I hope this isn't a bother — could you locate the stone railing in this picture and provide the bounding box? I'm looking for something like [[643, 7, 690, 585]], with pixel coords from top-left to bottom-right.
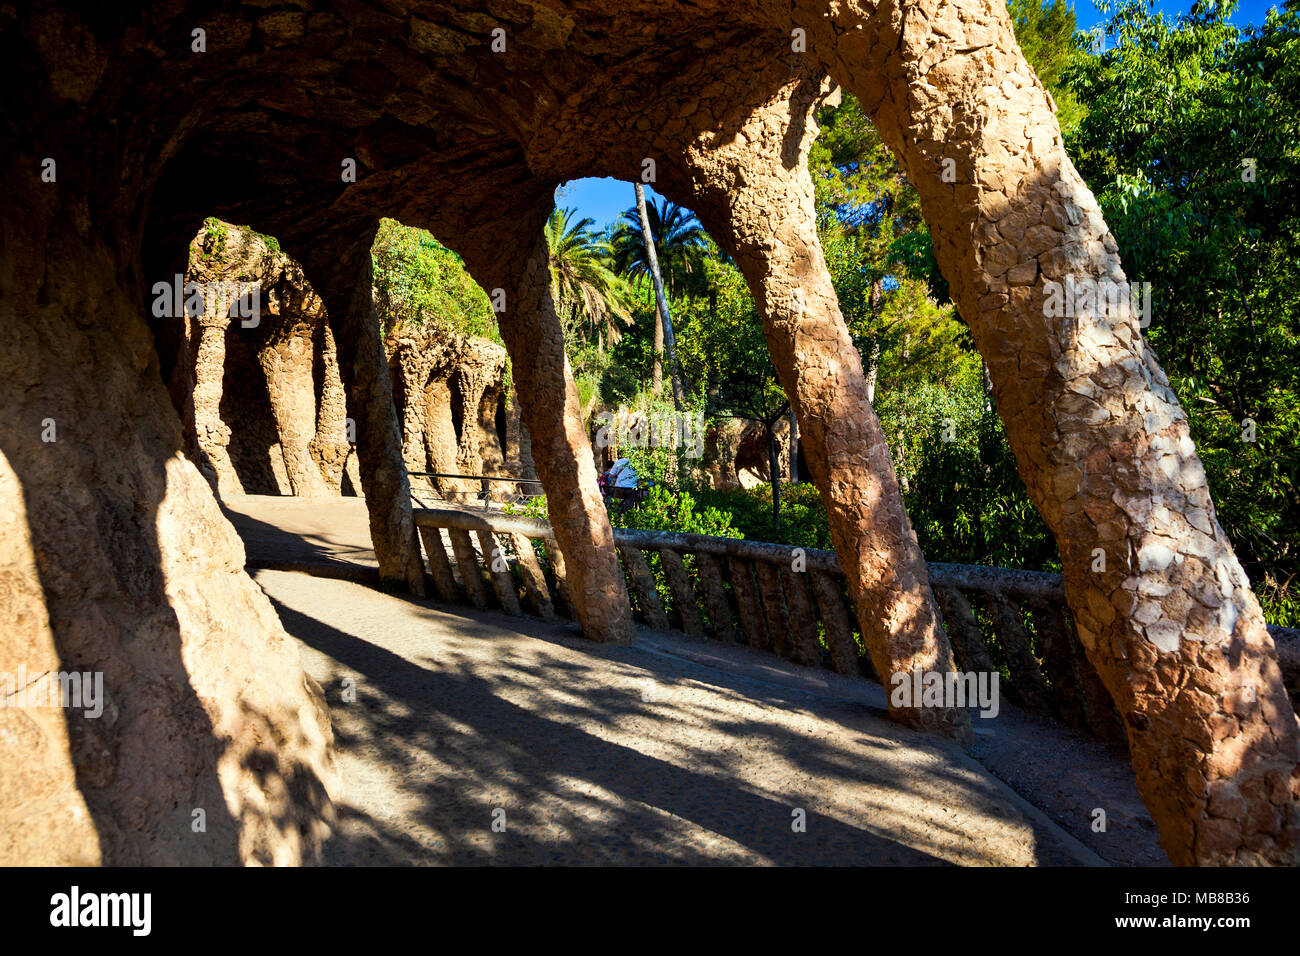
[[411, 507, 1299, 742]]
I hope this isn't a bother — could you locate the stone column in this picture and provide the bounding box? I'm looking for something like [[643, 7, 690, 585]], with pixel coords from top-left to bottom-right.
[[310, 238, 426, 595], [456, 215, 633, 643], [682, 70, 970, 744], [0, 196, 335, 865], [311, 321, 352, 493], [191, 313, 244, 496], [477, 385, 508, 479], [504, 395, 538, 480], [385, 337, 434, 495], [452, 366, 488, 476], [258, 331, 332, 498], [795, 0, 1299, 864]]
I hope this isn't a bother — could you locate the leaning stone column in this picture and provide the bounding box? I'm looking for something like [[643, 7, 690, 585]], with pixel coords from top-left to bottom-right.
[[795, 0, 1300, 863], [682, 69, 970, 744], [456, 217, 633, 643], [258, 332, 332, 498], [308, 238, 426, 595], [191, 313, 244, 496], [1, 198, 336, 865], [311, 321, 352, 493]]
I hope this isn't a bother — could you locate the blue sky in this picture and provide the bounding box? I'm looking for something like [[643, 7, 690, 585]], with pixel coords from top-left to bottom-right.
[[1071, 0, 1278, 30], [553, 178, 662, 236], [558, 0, 1283, 232]]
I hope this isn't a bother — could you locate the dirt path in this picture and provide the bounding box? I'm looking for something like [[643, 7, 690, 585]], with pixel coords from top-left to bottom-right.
[[255, 569, 1115, 865]]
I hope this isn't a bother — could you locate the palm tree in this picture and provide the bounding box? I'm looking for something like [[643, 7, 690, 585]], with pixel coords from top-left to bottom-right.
[[612, 197, 709, 298], [612, 194, 707, 403], [544, 208, 632, 350]]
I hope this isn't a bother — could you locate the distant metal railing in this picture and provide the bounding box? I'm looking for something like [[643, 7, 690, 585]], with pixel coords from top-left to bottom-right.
[[408, 471, 543, 511]]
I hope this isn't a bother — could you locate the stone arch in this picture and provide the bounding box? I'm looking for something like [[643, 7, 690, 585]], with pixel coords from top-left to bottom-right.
[[3, 0, 1295, 867]]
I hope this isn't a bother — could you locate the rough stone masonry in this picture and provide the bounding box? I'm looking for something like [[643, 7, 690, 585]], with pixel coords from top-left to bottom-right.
[[1, 0, 1295, 866]]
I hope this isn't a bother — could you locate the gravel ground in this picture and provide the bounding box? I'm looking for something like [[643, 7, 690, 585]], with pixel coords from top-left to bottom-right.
[[253, 569, 1111, 866]]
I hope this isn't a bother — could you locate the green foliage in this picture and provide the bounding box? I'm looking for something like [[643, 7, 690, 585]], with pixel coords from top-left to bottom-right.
[[810, 93, 922, 252], [880, 370, 1061, 571], [610, 198, 710, 300], [546, 207, 633, 355], [196, 218, 283, 264], [200, 216, 228, 259], [1065, 0, 1300, 622], [677, 245, 786, 425], [1006, 0, 1090, 136], [611, 484, 742, 537], [693, 483, 833, 551], [371, 218, 499, 342], [502, 494, 550, 522], [810, 95, 973, 398], [504, 484, 740, 538], [232, 222, 281, 254]]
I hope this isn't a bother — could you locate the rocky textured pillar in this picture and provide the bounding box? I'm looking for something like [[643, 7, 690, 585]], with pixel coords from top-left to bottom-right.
[[477, 385, 507, 478], [452, 367, 487, 475], [797, 0, 1300, 863], [504, 395, 538, 480], [682, 70, 970, 743], [0, 449, 101, 864], [311, 238, 426, 595], [456, 214, 633, 643], [258, 331, 332, 498], [0, 190, 336, 865], [311, 321, 352, 493], [385, 336, 435, 495], [191, 313, 244, 495]]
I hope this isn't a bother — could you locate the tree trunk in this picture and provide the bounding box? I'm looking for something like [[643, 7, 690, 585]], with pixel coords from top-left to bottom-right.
[[652, 284, 663, 395], [865, 279, 883, 404], [634, 182, 686, 409], [788, 405, 799, 482], [767, 420, 781, 532]]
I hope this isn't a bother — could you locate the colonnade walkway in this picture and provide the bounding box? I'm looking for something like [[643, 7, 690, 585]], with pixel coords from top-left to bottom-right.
[[226, 491, 1169, 865]]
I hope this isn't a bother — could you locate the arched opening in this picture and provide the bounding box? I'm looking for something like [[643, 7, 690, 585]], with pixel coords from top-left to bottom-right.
[[5, 0, 1296, 871]]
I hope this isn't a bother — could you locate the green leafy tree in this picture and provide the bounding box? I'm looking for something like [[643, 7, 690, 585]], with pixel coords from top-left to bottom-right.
[[612, 196, 708, 400], [544, 207, 632, 351], [1065, 0, 1300, 622], [1007, 0, 1090, 136], [676, 248, 793, 527], [611, 197, 710, 299]]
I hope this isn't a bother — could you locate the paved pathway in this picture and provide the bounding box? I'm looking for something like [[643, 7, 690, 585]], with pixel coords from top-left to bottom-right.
[[255, 569, 1111, 865], [228, 494, 1164, 865]]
